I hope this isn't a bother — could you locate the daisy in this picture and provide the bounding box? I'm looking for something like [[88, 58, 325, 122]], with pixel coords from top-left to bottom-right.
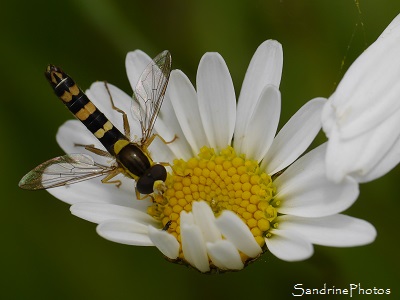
[[322, 13, 400, 183], [47, 41, 376, 273]]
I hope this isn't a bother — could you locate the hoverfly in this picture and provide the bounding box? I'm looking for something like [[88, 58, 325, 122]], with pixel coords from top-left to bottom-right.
[[19, 50, 173, 197]]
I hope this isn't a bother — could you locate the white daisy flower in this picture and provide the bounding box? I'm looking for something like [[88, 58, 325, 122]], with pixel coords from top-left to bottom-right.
[[47, 41, 376, 273], [322, 14, 400, 183]]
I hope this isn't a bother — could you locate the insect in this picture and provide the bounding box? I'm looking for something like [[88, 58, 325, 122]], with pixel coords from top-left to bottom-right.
[[19, 50, 173, 197], [162, 220, 172, 231]]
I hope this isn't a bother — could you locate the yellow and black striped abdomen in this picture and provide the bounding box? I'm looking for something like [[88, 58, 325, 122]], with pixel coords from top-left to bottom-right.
[[45, 65, 127, 156]]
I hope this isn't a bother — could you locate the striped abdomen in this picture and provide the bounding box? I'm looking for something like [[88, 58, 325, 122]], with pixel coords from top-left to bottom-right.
[[45, 65, 127, 156]]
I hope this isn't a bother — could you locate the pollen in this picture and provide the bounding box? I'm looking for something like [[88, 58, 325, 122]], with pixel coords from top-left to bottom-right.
[[149, 146, 278, 259]]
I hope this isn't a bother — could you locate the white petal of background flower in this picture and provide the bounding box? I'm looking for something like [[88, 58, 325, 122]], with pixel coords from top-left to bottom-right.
[[148, 226, 180, 259], [206, 240, 244, 270], [168, 70, 208, 154], [235, 40, 283, 151], [325, 107, 400, 183], [96, 220, 154, 246], [70, 202, 156, 225], [277, 214, 377, 247], [266, 229, 313, 261], [361, 131, 400, 182], [380, 12, 400, 38], [237, 84, 281, 162], [197, 52, 236, 151], [274, 143, 359, 217], [325, 14, 400, 139], [322, 14, 400, 183], [215, 210, 261, 257], [261, 97, 326, 174]]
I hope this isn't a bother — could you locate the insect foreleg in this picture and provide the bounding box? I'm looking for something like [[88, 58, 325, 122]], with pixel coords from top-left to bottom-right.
[[135, 189, 153, 200]]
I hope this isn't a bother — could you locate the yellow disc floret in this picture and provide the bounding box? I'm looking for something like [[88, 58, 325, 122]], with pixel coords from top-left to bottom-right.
[[149, 146, 278, 257]]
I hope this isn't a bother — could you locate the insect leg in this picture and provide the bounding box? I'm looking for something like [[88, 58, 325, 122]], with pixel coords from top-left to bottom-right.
[[101, 168, 123, 187], [142, 133, 178, 150], [104, 81, 131, 140], [135, 189, 153, 200], [74, 143, 113, 158]]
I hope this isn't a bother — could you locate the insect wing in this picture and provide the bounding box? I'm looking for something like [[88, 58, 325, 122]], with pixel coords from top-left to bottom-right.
[[132, 50, 172, 144], [19, 154, 115, 190]]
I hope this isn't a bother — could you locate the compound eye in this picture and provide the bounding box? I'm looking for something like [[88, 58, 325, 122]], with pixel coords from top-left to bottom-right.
[[136, 165, 167, 195], [150, 164, 167, 181], [136, 175, 154, 195]]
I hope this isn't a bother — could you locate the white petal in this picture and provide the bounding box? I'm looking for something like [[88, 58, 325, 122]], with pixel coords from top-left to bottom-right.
[[86, 82, 142, 139], [126, 51, 193, 161], [197, 52, 236, 151], [146, 133, 175, 165], [47, 175, 151, 209], [125, 50, 188, 160], [56, 120, 110, 165], [215, 210, 261, 257], [86, 81, 134, 134], [324, 15, 400, 139], [70, 202, 157, 225], [152, 91, 193, 161], [234, 84, 281, 162], [180, 210, 194, 225], [325, 109, 400, 183], [277, 214, 377, 247], [148, 226, 180, 259], [361, 131, 400, 182], [266, 229, 313, 261], [125, 51, 185, 161], [125, 50, 152, 92], [261, 98, 326, 174], [274, 143, 359, 217], [322, 15, 400, 182], [192, 201, 222, 243], [96, 220, 153, 246], [236, 40, 283, 146], [379, 13, 400, 38], [168, 70, 208, 154], [180, 223, 210, 273], [206, 240, 244, 270]]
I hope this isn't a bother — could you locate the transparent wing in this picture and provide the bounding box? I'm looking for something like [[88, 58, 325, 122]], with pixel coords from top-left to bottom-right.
[[131, 50, 172, 144], [18, 154, 116, 190]]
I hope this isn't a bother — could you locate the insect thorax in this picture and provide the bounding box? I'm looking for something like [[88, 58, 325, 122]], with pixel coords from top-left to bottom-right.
[[115, 141, 152, 179]]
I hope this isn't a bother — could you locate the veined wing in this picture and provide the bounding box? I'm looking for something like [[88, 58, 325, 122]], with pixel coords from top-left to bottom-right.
[[19, 154, 116, 190], [132, 50, 172, 144]]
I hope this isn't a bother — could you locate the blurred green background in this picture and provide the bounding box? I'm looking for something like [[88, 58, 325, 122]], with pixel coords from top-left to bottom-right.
[[2, 0, 399, 299]]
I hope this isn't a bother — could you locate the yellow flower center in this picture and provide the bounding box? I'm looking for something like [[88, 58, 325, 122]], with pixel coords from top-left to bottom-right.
[[148, 146, 278, 258]]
